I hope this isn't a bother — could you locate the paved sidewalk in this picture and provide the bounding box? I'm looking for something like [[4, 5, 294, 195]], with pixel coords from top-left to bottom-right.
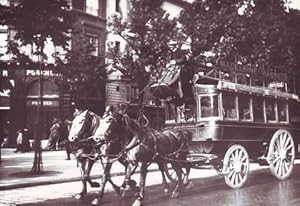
[[0, 148, 158, 190]]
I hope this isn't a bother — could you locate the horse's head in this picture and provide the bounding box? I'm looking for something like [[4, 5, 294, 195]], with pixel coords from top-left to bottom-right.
[[93, 111, 121, 142], [94, 108, 140, 146], [68, 110, 95, 142]]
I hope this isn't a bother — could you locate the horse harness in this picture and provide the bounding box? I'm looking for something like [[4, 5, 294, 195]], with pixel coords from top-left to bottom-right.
[[130, 127, 189, 165]]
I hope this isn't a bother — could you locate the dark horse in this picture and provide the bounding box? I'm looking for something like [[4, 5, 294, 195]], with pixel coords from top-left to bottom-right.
[[95, 110, 193, 206], [90, 108, 141, 205], [68, 109, 103, 199]]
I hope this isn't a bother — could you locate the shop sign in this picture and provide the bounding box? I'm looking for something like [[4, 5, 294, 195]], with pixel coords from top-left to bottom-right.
[[27, 100, 59, 107], [26, 69, 60, 77], [217, 60, 287, 82]]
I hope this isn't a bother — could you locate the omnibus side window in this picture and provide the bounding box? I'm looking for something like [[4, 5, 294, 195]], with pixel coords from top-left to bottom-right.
[[200, 95, 219, 118], [239, 95, 251, 121], [278, 101, 288, 122], [265, 100, 276, 122], [253, 97, 264, 122], [222, 93, 237, 120]]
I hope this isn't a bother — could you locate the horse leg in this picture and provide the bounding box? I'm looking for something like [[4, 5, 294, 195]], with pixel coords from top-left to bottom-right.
[[120, 161, 139, 198], [132, 163, 148, 206], [183, 165, 193, 189], [75, 160, 88, 199], [157, 162, 169, 193], [127, 163, 139, 192], [86, 160, 100, 188], [91, 162, 112, 205], [171, 163, 183, 198]]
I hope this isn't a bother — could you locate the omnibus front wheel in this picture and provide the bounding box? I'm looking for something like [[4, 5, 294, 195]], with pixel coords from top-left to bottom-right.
[[223, 144, 249, 189]]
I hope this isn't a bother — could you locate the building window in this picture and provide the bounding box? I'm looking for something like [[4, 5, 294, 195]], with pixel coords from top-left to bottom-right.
[[86, 34, 99, 56], [126, 86, 138, 102], [222, 93, 237, 120], [116, 0, 121, 12], [86, 0, 99, 16]]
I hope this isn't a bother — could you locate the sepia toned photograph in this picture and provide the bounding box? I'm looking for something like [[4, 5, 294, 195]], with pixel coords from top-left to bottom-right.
[[1, 0, 300, 205]]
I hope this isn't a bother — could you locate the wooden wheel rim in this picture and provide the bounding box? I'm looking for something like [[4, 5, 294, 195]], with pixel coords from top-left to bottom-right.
[[268, 129, 295, 180], [164, 163, 178, 183], [163, 163, 187, 184], [223, 144, 249, 189]]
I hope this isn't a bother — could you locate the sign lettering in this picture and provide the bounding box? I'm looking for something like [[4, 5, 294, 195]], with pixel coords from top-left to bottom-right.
[[26, 69, 60, 77], [27, 100, 59, 107], [217, 60, 287, 82]]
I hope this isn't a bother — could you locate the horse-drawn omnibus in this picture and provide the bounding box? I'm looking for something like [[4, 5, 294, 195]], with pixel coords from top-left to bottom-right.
[[155, 62, 300, 189], [68, 60, 300, 206]]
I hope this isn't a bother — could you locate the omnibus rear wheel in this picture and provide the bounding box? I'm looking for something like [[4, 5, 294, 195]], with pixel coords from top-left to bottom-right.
[[268, 129, 295, 180], [223, 144, 249, 189]]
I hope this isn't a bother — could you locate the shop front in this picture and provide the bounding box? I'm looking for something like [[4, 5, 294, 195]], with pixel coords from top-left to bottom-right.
[[25, 78, 61, 140]]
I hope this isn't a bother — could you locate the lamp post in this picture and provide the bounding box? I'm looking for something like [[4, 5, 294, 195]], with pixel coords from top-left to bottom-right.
[[31, 34, 43, 173]]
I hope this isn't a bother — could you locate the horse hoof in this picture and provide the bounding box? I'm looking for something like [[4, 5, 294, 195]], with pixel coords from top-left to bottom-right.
[[121, 185, 131, 198], [132, 199, 142, 206], [91, 198, 101, 205], [90, 182, 100, 188], [171, 191, 180, 198], [185, 181, 194, 189], [164, 188, 169, 193], [121, 187, 127, 198], [74, 193, 84, 200]]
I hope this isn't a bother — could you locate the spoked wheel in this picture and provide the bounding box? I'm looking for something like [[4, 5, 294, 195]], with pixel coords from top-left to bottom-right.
[[267, 129, 295, 180], [223, 144, 249, 189], [163, 163, 187, 184]]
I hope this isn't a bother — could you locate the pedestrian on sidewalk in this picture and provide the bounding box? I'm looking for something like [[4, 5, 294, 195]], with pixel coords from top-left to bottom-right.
[[58, 119, 72, 160], [22, 128, 31, 152], [47, 118, 61, 151], [15, 129, 23, 153]]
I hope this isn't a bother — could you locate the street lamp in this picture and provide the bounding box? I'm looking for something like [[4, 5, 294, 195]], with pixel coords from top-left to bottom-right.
[[31, 34, 44, 173]]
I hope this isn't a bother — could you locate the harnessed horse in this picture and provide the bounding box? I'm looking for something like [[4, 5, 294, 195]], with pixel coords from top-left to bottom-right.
[[68, 109, 102, 199], [90, 109, 140, 205], [95, 109, 193, 206]]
